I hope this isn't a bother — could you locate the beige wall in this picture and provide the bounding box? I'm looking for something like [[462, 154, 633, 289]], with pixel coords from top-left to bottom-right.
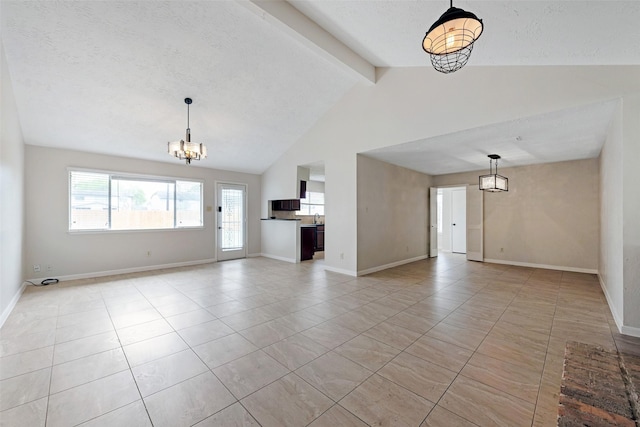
[[24, 146, 262, 280], [0, 41, 26, 324], [357, 155, 432, 274], [433, 158, 600, 271]]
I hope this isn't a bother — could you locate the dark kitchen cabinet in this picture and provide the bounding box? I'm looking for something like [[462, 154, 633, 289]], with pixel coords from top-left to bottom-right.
[[299, 180, 307, 199], [272, 199, 301, 211], [301, 226, 315, 261], [315, 225, 324, 251]]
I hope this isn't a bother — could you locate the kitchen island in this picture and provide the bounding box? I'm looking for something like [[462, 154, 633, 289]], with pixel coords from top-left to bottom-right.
[[261, 219, 324, 263], [261, 218, 301, 263]]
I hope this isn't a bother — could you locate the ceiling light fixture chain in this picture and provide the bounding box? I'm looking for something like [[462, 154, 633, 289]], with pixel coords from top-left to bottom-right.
[[422, 0, 484, 74], [167, 97, 207, 165], [186, 97, 191, 131]]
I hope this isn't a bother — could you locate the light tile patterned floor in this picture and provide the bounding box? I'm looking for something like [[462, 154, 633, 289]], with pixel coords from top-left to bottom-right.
[[1, 253, 638, 426]]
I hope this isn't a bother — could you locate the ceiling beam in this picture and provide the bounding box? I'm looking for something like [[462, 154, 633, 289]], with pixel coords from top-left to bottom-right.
[[239, 0, 376, 84]]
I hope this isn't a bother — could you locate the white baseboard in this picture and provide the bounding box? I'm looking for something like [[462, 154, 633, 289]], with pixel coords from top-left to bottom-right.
[[259, 253, 296, 263], [247, 253, 262, 258], [357, 255, 429, 276], [621, 325, 640, 338], [483, 258, 598, 274], [598, 274, 640, 338], [26, 258, 217, 283], [323, 265, 357, 277], [0, 281, 27, 328], [598, 273, 624, 334]]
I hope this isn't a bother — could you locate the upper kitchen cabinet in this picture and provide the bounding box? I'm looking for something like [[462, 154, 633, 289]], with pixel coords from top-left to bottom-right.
[[297, 166, 310, 199], [299, 180, 306, 199], [272, 199, 301, 211]]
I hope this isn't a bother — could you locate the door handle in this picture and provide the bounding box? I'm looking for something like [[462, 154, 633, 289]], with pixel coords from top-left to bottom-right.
[[452, 223, 456, 226]]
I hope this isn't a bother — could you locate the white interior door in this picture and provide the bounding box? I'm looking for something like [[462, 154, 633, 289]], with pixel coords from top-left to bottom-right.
[[466, 184, 483, 261], [429, 187, 438, 257], [451, 188, 467, 253], [216, 183, 247, 261]]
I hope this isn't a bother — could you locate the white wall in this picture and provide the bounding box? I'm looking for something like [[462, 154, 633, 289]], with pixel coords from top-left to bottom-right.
[[599, 102, 624, 328], [261, 66, 640, 276], [356, 155, 432, 274], [600, 94, 640, 335], [434, 159, 600, 271], [25, 146, 261, 280], [622, 94, 640, 332], [0, 41, 26, 324], [261, 220, 300, 263]]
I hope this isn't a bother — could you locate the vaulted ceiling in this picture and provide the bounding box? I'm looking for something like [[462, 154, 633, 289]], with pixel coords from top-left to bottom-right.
[[2, 1, 639, 175]]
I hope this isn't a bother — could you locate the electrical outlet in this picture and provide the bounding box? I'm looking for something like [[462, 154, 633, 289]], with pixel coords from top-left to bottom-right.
[[33, 264, 40, 272], [500, 247, 504, 253], [146, 251, 152, 257], [46, 265, 52, 272], [340, 252, 344, 260]]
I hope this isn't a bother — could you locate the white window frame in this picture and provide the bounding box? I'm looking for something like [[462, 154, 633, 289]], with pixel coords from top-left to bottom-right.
[[297, 191, 324, 216], [68, 168, 204, 232]]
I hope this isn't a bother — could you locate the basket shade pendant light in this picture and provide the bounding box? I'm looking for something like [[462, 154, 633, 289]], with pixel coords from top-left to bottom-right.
[[422, 0, 484, 74], [168, 98, 207, 165]]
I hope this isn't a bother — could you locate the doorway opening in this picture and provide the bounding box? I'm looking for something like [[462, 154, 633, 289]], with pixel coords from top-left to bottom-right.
[[430, 184, 483, 262], [297, 161, 325, 262]]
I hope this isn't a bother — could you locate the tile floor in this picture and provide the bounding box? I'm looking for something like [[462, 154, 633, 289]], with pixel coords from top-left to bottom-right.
[[1, 253, 639, 426]]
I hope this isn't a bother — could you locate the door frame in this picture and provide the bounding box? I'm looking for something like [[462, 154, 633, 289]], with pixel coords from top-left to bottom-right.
[[215, 181, 248, 261], [465, 183, 484, 262], [429, 187, 438, 257]]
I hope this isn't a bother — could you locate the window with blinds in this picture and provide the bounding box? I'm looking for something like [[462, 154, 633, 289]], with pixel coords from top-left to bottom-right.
[[69, 170, 203, 231], [297, 191, 324, 216]]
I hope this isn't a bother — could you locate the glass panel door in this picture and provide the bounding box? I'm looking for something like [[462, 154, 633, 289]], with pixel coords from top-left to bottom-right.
[[216, 183, 247, 261]]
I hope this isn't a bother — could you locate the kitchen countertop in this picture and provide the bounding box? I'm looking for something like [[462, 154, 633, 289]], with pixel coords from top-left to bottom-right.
[[260, 218, 301, 221]]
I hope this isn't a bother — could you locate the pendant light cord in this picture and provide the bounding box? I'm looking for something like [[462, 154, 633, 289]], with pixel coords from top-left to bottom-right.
[[186, 103, 190, 131]]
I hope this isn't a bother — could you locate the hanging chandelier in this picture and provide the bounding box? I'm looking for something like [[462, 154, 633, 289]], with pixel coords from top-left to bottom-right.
[[422, 0, 483, 74], [479, 154, 508, 192], [168, 98, 207, 165]]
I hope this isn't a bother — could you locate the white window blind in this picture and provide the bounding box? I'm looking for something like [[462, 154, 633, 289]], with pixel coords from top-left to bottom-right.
[[69, 170, 203, 231], [69, 171, 110, 230], [297, 191, 324, 216]]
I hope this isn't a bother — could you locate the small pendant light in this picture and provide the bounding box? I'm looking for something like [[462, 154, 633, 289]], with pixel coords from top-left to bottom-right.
[[479, 154, 508, 192]]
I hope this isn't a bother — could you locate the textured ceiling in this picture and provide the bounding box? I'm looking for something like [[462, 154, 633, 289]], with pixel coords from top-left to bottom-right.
[[2, 1, 639, 175], [363, 100, 619, 175], [1, 1, 358, 174], [291, 0, 640, 67]]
